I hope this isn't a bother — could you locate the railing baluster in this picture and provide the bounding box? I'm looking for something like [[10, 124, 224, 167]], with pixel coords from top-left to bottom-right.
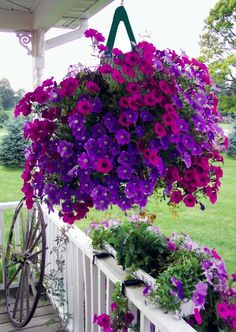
[[140, 313, 151, 332], [83, 253, 92, 332], [106, 278, 114, 314], [91, 260, 98, 332], [72, 246, 85, 331], [98, 269, 106, 314]]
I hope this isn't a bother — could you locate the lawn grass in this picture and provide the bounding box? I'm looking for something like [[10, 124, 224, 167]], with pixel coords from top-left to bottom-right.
[[0, 156, 236, 278], [220, 123, 233, 131]]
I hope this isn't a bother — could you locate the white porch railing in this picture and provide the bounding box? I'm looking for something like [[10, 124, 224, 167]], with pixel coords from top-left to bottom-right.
[[0, 201, 196, 332]]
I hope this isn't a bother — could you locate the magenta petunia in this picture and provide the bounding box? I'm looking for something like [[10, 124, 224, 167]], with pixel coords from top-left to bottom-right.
[[183, 194, 196, 207], [86, 81, 100, 94], [77, 99, 92, 115], [170, 190, 183, 204], [194, 308, 203, 325], [154, 122, 167, 138], [95, 158, 113, 174]]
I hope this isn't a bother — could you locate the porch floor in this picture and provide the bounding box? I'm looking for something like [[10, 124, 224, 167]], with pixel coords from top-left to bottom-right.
[[0, 291, 63, 332]]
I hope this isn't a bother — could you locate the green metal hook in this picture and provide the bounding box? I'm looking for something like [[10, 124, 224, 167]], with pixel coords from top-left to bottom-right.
[[106, 6, 136, 52]]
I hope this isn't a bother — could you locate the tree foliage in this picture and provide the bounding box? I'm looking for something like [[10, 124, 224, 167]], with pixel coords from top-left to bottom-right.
[[199, 0, 236, 114], [0, 117, 28, 167], [0, 111, 9, 128], [0, 78, 15, 109], [228, 121, 236, 156]]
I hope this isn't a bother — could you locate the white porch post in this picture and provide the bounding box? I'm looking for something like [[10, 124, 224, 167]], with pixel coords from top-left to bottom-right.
[[32, 29, 45, 88]]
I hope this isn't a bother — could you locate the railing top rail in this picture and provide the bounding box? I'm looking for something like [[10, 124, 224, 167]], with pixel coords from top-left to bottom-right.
[[0, 201, 19, 210]]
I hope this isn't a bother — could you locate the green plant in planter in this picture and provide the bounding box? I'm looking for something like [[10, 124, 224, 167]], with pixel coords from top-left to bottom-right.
[[150, 250, 203, 312], [107, 222, 168, 275]]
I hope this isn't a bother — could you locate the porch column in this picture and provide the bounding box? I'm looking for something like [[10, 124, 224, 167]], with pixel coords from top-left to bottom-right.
[[32, 29, 45, 88]]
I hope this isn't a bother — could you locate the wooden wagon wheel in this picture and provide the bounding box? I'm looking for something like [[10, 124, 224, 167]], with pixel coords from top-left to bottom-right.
[[4, 197, 46, 328]]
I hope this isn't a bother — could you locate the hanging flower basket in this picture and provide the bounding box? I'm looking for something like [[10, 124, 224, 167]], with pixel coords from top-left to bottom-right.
[[16, 29, 227, 223]]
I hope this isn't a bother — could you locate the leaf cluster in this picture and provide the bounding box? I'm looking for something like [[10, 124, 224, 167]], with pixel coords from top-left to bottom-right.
[[104, 222, 169, 276]]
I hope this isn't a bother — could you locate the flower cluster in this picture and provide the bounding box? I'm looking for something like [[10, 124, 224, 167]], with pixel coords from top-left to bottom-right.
[[217, 302, 236, 330], [94, 283, 135, 332], [16, 29, 227, 223], [89, 216, 236, 331]]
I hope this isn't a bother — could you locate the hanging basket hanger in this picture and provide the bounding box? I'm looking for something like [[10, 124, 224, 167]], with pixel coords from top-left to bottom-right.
[[106, 0, 136, 52]]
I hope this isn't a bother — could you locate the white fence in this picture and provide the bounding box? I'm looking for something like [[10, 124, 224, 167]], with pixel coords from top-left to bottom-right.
[[0, 201, 196, 332]]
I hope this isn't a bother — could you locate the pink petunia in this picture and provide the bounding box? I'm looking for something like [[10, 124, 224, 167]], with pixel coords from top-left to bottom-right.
[[183, 194, 196, 208], [126, 82, 140, 94], [217, 303, 230, 320], [194, 308, 202, 325], [96, 313, 110, 328], [212, 248, 221, 260], [77, 100, 92, 115], [170, 190, 183, 204], [95, 158, 113, 174], [122, 64, 135, 78], [125, 51, 139, 66], [111, 69, 125, 84], [143, 93, 157, 107], [86, 81, 100, 94], [98, 64, 113, 74], [154, 122, 167, 138]]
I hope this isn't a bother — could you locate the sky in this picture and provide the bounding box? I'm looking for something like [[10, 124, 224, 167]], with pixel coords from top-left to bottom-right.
[[0, 0, 217, 92]]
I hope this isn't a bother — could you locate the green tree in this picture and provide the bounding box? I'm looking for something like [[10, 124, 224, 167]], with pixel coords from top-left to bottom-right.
[[0, 111, 9, 128], [199, 0, 236, 114], [0, 117, 28, 167], [228, 121, 236, 156], [14, 88, 25, 104], [0, 78, 15, 109]]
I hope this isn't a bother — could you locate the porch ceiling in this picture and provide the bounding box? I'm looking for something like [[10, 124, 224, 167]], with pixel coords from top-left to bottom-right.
[[0, 0, 114, 32]]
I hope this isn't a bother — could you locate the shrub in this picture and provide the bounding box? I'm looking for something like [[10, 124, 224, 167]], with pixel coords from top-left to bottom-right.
[[0, 117, 28, 167], [0, 111, 9, 128], [228, 121, 236, 157]]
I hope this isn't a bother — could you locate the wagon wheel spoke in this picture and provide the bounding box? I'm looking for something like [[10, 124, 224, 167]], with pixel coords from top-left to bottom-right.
[[25, 265, 30, 315], [27, 219, 40, 250], [26, 209, 36, 248], [6, 264, 22, 289], [28, 249, 44, 262], [19, 267, 26, 322], [12, 269, 24, 319], [27, 231, 42, 255], [20, 211, 26, 249]]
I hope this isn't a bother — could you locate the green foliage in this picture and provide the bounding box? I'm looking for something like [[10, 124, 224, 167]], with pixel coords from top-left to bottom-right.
[[151, 250, 202, 312], [0, 117, 28, 167], [110, 283, 137, 331], [0, 111, 9, 128], [0, 78, 15, 109], [199, 0, 236, 114], [218, 94, 236, 115], [228, 121, 236, 156], [90, 221, 170, 275]]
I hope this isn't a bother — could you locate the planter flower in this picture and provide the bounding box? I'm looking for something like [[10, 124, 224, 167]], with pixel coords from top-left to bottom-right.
[[88, 216, 236, 331], [16, 29, 227, 223]]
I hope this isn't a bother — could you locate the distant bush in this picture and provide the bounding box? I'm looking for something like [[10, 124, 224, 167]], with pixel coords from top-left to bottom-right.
[[0, 111, 9, 128], [0, 117, 28, 167], [228, 121, 236, 157]]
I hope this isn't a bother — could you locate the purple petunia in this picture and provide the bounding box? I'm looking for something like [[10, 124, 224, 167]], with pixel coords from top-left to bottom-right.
[[117, 164, 134, 180], [170, 277, 184, 300], [192, 282, 208, 307], [115, 129, 131, 145]]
